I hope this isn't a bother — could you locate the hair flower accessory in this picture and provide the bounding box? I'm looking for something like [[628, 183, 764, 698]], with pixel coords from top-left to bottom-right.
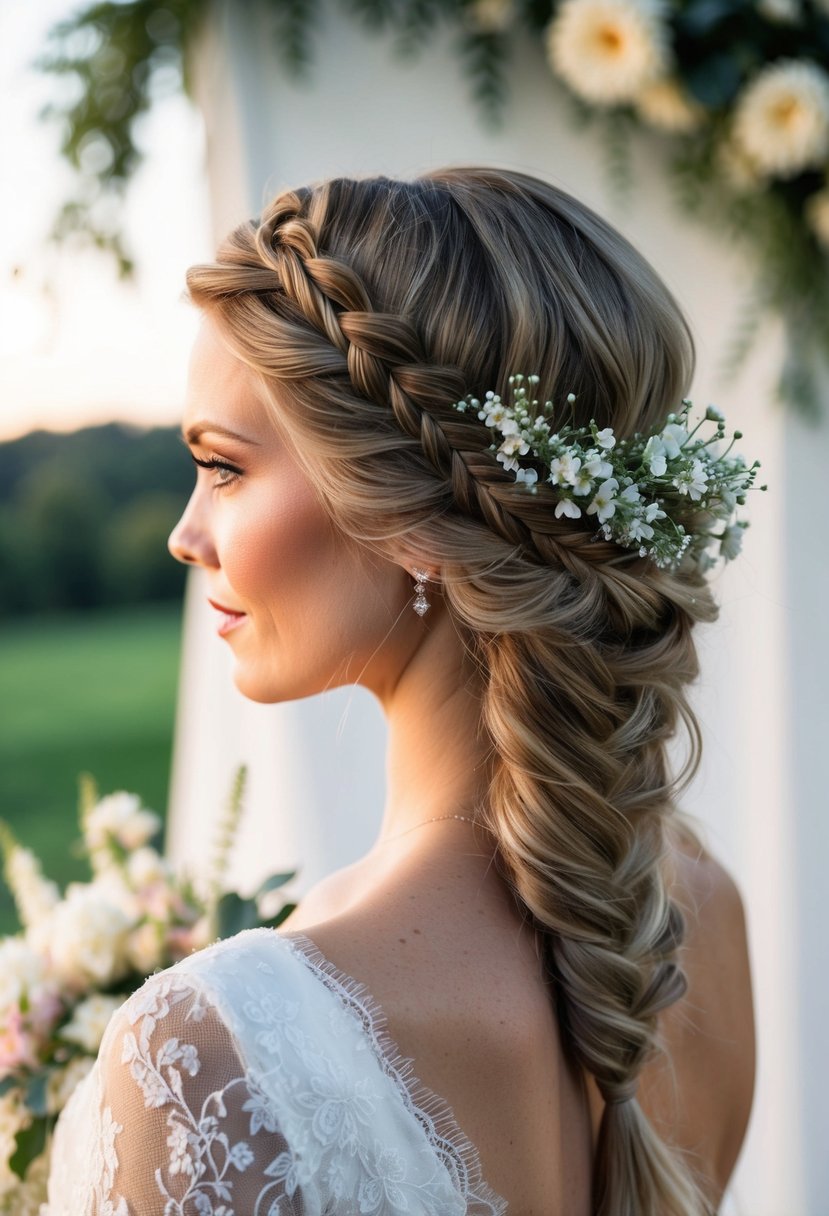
[[453, 374, 766, 574]]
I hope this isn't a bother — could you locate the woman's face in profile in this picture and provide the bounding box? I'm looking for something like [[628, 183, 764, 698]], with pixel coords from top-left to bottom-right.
[[169, 314, 416, 703]]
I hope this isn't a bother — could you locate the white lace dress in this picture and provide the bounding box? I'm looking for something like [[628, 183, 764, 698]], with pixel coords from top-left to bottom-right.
[[44, 928, 508, 1215]]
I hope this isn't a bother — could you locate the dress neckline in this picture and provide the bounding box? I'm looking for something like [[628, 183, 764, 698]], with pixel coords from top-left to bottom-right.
[[272, 927, 509, 1216]]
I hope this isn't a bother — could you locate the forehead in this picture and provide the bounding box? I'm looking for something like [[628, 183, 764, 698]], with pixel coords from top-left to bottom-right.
[[184, 314, 270, 435]]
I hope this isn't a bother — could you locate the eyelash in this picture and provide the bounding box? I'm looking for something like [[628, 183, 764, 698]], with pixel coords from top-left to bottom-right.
[[191, 455, 242, 488]]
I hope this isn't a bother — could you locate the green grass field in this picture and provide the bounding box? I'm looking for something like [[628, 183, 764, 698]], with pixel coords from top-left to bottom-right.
[[0, 602, 183, 936]]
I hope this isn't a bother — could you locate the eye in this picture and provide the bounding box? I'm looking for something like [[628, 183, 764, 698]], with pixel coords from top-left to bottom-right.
[[190, 454, 242, 488]]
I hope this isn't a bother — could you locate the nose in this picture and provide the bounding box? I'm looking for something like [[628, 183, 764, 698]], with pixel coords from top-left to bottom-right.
[[168, 492, 219, 568]]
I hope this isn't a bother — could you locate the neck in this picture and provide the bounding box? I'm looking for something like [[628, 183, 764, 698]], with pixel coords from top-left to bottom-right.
[[372, 609, 495, 849]]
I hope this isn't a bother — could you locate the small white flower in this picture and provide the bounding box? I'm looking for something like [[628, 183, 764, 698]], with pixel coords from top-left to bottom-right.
[[4, 847, 60, 932], [672, 458, 709, 500], [544, 0, 671, 107], [228, 1140, 255, 1171], [644, 500, 667, 523], [595, 427, 617, 449], [705, 404, 725, 422], [643, 434, 667, 476], [627, 516, 655, 541], [554, 497, 583, 519], [660, 422, 689, 457], [549, 451, 582, 486], [497, 433, 530, 473], [635, 74, 706, 133], [619, 483, 642, 504], [720, 523, 745, 560], [481, 400, 508, 428], [731, 58, 829, 179], [586, 477, 620, 522], [582, 448, 614, 479], [515, 466, 539, 487]]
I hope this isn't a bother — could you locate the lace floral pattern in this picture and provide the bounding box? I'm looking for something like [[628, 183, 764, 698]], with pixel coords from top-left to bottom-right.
[[44, 928, 508, 1215]]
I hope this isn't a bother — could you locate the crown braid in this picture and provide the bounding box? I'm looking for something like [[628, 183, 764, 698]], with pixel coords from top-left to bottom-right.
[[185, 170, 717, 1214]]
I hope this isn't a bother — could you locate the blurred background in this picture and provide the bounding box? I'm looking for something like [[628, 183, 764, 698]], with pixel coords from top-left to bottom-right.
[[2, 1, 828, 1211]]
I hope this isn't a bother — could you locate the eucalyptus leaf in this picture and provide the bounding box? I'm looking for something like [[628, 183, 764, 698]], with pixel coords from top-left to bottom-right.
[[254, 872, 297, 900], [215, 892, 260, 939]]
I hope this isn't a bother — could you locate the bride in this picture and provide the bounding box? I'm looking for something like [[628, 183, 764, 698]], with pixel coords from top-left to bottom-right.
[[46, 166, 754, 1215]]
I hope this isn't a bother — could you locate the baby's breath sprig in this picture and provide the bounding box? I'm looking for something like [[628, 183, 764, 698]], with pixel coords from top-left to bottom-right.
[[452, 373, 766, 574]]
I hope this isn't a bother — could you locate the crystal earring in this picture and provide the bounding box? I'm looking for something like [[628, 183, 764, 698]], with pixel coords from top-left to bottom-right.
[[412, 568, 431, 617]]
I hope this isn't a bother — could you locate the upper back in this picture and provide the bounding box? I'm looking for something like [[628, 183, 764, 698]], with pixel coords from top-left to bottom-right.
[[281, 829, 755, 1215]]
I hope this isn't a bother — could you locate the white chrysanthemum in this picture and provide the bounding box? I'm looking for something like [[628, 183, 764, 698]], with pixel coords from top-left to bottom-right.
[[48, 884, 133, 988], [732, 59, 829, 179], [544, 0, 671, 106], [635, 75, 706, 133], [804, 186, 829, 249], [59, 993, 122, 1053]]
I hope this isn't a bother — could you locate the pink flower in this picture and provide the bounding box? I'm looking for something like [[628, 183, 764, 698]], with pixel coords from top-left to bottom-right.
[[0, 1007, 39, 1077]]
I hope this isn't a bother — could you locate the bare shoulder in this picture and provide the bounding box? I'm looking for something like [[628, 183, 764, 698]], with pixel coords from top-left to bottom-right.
[[637, 820, 756, 1205]]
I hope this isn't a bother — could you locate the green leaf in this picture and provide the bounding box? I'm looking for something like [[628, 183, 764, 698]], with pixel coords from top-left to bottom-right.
[[10, 1116, 48, 1180], [215, 891, 260, 939], [253, 871, 297, 900], [24, 1072, 50, 1118], [260, 902, 298, 930]]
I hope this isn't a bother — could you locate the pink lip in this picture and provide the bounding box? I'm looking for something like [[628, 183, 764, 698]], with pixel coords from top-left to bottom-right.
[[208, 598, 247, 637]]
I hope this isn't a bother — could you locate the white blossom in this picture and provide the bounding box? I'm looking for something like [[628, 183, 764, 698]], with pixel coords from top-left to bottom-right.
[[544, 0, 671, 106], [497, 433, 530, 472], [586, 477, 620, 522], [59, 993, 122, 1053], [0, 939, 51, 1014], [731, 58, 829, 179], [643, 434, 667, 475], [582, 448, 614, 478], [672, 458, 709, 500], [555, 497, 583, 519], [549, 451, 582, 487], [627, 516, 655, 541], [48, 883, 134, 988], [644, 501, 667, 523], [595, 427, 617, 449], [84, 792, 161, 853], [720, 523, 745, 560], [660, 421, 689, 457], [515, 466, 539, 486]]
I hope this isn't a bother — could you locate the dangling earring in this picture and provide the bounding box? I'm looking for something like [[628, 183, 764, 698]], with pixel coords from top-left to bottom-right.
[[412, 568, 431, 616]]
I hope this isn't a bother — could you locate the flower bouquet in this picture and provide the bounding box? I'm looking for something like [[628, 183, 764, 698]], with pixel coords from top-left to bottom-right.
[[0, 769, 296, 1214]]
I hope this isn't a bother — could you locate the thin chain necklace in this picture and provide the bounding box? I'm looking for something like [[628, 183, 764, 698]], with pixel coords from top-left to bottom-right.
[[383, 813, 480, 845]]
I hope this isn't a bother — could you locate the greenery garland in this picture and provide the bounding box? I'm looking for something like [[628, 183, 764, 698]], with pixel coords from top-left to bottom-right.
[[32, 0, 829, 417]]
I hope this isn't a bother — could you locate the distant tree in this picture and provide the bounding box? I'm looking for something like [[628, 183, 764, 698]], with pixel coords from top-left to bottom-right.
[[16, 464, 109, 611], [103, 492, 187, 604]]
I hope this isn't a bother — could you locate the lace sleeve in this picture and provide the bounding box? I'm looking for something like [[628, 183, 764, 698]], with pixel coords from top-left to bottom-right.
[[91, 971, 304, 1216]]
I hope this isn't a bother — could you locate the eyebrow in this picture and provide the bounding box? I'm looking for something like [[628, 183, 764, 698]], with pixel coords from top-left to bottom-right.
[[182, 422, 260, 446]]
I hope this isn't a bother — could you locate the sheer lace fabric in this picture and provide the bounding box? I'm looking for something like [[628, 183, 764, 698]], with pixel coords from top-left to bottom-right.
[[44, 927, 508, 1215]]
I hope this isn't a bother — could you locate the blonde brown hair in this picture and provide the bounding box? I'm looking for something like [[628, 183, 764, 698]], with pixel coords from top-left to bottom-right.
[[186, 167, 718, 1215]]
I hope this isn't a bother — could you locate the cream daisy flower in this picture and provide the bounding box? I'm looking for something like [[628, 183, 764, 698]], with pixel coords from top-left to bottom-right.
[[804, 186, 829, 249], [634, 75, 706, 133], [544, 0, 671, 107], [732, 58, 829, 179]]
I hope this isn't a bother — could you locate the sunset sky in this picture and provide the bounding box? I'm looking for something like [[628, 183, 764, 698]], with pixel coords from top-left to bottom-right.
[[0, 0, 213, 441]]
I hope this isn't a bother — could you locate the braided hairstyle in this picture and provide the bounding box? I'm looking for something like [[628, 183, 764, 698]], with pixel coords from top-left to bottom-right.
[[185, 167, 719, 1215]]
